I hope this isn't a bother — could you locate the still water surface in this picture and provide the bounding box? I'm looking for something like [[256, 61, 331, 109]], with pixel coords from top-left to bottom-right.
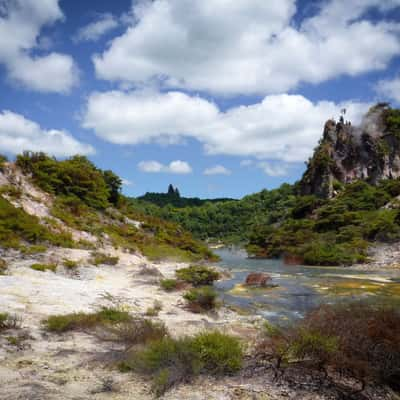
[[214, 248, 400, 323]]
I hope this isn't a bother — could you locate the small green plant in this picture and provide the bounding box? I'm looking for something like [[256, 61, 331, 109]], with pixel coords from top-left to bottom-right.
[[102, 317, 168, 347], [30, 263, 57, 273], [63, 259, 79, 270], [160, 279, 180, 291], [176, 265, 220, 287], [91, 252, 119, 266], [183, 286, 218, 313], [145, 300, 163, 317], [20, 245, 47, 255]]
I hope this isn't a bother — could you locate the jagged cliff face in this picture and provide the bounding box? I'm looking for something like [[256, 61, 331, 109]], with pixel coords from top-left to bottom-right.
[[300, 104, 400, 198]]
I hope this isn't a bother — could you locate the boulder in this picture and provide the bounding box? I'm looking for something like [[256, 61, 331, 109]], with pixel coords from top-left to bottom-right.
[[244, 272, 271, 287]]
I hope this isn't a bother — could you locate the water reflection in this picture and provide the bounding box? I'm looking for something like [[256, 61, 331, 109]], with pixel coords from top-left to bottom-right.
[[214, 248, 400, 324]]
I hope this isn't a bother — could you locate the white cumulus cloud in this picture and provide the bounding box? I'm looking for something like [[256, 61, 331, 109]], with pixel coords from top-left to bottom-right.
[[0, 110, 94, 157], [258, 162, 290, 177], [93, 0, 400, 95], [375, 76, 400, 104], [204, 165, 231, 175], [74, 13, 119, 42], [138, 160, 192, 174], [0, 0, 78, 93], [83, 90, 370, 163]]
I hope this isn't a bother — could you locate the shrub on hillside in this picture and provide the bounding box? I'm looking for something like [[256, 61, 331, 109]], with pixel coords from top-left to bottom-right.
[[43, 307, 131, 333], [30, 263, 57, 273], [121, 331, 242, 396], [258, 303, 400, 393], [176, 265, 220, 286], [91, 252, 119, 266], [160, 279, 180, 291], [183, 286, 218, 312]]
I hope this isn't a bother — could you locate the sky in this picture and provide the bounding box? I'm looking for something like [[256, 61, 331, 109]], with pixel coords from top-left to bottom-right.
[[1, 0, 400, 199]]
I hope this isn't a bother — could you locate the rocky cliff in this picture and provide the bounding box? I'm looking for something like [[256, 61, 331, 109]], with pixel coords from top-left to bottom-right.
[[300, 103, 400, 198]]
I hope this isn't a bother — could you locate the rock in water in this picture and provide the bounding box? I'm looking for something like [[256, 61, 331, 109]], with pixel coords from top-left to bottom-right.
[[299, 103, 400, 198], [245, 272, 271, 287]]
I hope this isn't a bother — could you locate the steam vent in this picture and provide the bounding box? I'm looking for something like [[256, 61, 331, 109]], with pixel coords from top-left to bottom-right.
[[299, 103, 400, 198]]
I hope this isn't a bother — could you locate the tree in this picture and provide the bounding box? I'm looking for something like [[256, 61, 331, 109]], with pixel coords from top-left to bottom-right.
[[103, 170, 122, 206], [167, 184, 175, 196]]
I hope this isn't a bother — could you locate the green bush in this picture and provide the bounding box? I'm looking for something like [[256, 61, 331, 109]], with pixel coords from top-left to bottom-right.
[[43, 307, 131, 333], [16, 152, 114, 209], [20, 245, 47, 255], [190, 331, 243, 374], [183, 286, 218, 312], [91, 252, 119, 266], [160, 279, 180, 292], [63, 259, 79, 270], [122, 331, 242, 396], [176, 265, 220, 286], [30, 263, 57, 273], [102, 317, 168, 347]]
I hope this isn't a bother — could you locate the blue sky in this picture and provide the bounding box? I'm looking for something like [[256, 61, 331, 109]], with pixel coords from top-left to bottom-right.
[[1, 0, 400, 199]]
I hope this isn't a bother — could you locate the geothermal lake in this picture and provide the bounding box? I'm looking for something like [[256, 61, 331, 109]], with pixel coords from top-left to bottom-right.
[[214, 248, 400, 324]]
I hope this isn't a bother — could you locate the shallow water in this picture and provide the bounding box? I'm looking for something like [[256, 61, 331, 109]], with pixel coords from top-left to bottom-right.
[[215, 248, 400, 323]]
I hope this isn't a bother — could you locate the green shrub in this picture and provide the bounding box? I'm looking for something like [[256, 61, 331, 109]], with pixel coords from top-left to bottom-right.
[[63, 259, 79, 270], [176, 265, 220, 286], [16, 152, 113, 209], [91, 252, 119, 266], [30, 263, 57, 273], [122, 331, 243, 396], [160, 279, 180, 292], [183, 286, 218, 312], [20, 245, 47, 255], [103, 317, 168, 347], [190, 331, 243, 374], [43, 307, 131, 333]]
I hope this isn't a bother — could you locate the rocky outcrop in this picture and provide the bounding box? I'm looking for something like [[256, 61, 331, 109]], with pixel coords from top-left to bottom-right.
[[300, 104, 400, 198], [245, 272, 271, 287]]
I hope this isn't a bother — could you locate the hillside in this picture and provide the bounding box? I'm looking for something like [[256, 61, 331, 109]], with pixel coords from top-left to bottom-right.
[[136, 105, 400, 266], [0, 152, 215, 263]]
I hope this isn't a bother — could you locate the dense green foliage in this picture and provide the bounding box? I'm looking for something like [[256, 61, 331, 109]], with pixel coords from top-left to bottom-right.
[[122, 331, 242, 396], [133, 183, 295, 243], [16, 152, 121, 209], [248, 180, 400, 265], [136, 177, 400, 265]]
